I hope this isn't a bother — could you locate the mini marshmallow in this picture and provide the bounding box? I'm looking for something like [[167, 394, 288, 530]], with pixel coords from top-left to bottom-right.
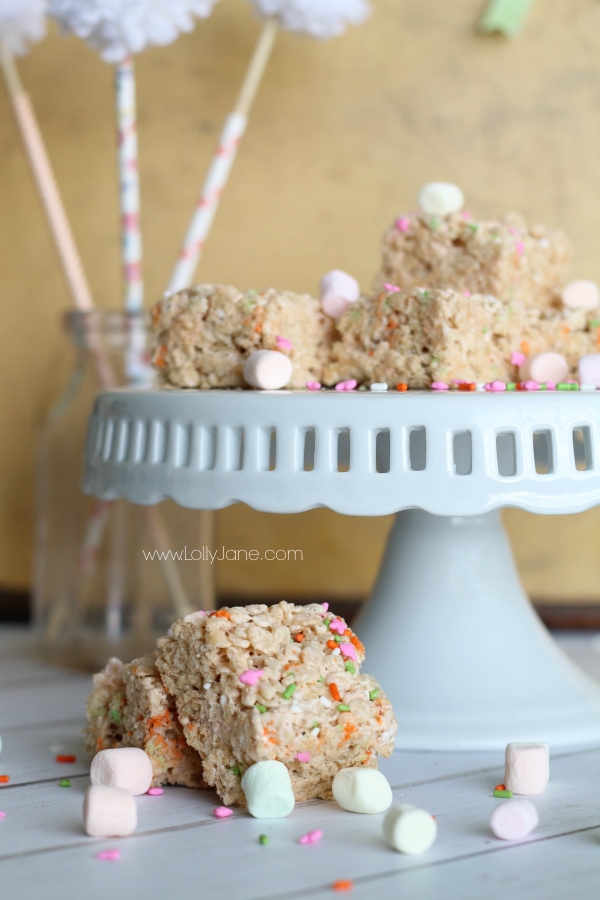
[[417, 182, 464, 217], [562, 280, 600, 311], [578, 354, 600, 388], [519, 352, 568, 385], [241, 760, 295, 818], [83, 784, 137, 837], [383, 804, 437, 855], [490, 798, 539, 841], [90, 747, 153, 796], [332, 767, 393, 815], [243, 350, 293, 390], [319, 269, 360, 319], [504, 742, 549, 795]]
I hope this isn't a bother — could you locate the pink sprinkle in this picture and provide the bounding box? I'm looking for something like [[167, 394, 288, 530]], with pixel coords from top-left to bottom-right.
[[214, 806, 233, 818], [431, 382, 449, 391], [395, 217, 410, 233], [276, 335, 293, 351], [147, 787, 163, 796], [382, 282, 401, 293], [299, 829, 323, 845], [485, 381, 507, 392], [511, 351, 526, 367], [463, 291, 471, 297], [515, 240, 524, 256], [296, 752, 311, 763], [306, 381, 321, 391], [321, 602, 329, 612], [522, 380, 540, 391], [329, 618, 346, 634], [239, 669, 264, 686], [545, 382, 556, 391], [95, 849, 121, 861], [340, 643, 358, 661], [0, 812, 5, 819], [508, 226, 519, 236], [335, 380, 357, 392], [460, 210, 472, 220]]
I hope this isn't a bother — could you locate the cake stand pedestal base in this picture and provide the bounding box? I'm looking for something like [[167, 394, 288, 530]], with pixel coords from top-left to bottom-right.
[[353, 510, 600, 749]]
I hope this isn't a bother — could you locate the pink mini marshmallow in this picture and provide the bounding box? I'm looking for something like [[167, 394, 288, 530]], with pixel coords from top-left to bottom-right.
[[335, 379, 357, 391], [319, 270, 360, 319], [84, 785, 137, 838], [511, 351, 526, 367], [296, 752, 311, 763], [519, 352, 568, 385], [214, 806, 233, 818], [306, 381, 321, 391], [243, 350, 293, 390], [339, 643, 358, 661], [299, 829, 323, 844], [239, 669, 264, 686], [562, 279, 600, 311], [578, 354, 600, 387], [395, 217, 410, 232], [490, 798, 539, 841], [505, 742, 549, 795], [329, 618, 346, 634], [275, 335, 293, 350], [95, 849, 122, 861], [90, 748, 153, 796]]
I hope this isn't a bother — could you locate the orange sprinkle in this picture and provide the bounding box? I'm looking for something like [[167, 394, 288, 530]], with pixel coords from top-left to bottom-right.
[[211, 610, 231, 619], [151, 305, 161, 325], [326, 640, 338, 650], [494, 784, 506, 792], [343, 721, 357, 740], [254, 324, 263, 333], [154, 345, 167, 369], [332, 880, 354, 892], [520, 340, 530, 355], [56, 755, 76, 764], [349, 634, 365, 655], [294, 633, 304, 643], [0, 776, 9, 784], [329, 683, 341, 702], [596, 327, 600, 347], [396, 383, 408, 392], [458, 382, 476, 391], [561, 324, 571, 336]]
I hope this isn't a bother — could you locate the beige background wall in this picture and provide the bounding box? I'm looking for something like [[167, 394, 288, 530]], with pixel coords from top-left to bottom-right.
[[2, 0, 600, 603]]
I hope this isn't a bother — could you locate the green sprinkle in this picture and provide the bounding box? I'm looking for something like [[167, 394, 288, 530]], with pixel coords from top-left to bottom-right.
[[334, 635, 343, 643], [110, 708, 121, 723], [323, 619, 331, 627], [337, 704, 351, 712], [468, 223, 478, 232], [590, 319, 600, 327], [369, 689, 380, 701], [557, 383, 571, 391], [59, 779, 71, 788], [318, 676, 325, 683], [230, 765, 241, 776], [506, 383, 517, 391], [479, 0, 534, 38], [312, 721, 320, 728], [259, 834, 269, 845], [344, 662, 355, 674], [282, 684, 297, 699], [429, 217, 440, 230], [255, 703, 267, 713], [482, 328, 489, 334], [493, 789, 513, 798]]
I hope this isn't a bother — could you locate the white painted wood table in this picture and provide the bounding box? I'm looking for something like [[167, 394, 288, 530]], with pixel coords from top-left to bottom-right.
[[2, 628, 600, 900]]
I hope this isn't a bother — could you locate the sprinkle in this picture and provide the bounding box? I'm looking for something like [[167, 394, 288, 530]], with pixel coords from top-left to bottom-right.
[[396, 383, 408, 392], [320, 697, 332, 708], [431, 382, 449, 391], [370, 382, 388, 391], [327, 640, 338, 650], [296, 752, 311, 763], [369, 689, 380, 701], [299, 828, 323, 844], [95, 849, 121, 861], [458, 382, 476, 391], [329, 619, 346, 634], [211, 609, 231, 619], [0, 776, 10, 784], [282, 684, 297, 700], [515, 240, 524, 255], [0, 812, 6, 819], [204, 682, 212, 689], [306, 381, 321, 391], [344, 662, 356, 674], [329, 683, 342, 702], [485, 380, 506, 392], [323, 618, 331, 627], [311, 727, 320, 737], [521, 380, 540, 391], [56, 754, 76, 764], [334, 635, 343, 643], [110, 709, 121, 723], [506, 383, 517, 391], [230, 766, 241, 776], [59, 779, 71, 788], [332, 879, 354, 892], [337, 704, 351, 712], [495, 784, 506, 791], [467, 223, 478, 233], [276, 335, 293, 350], [429, 216, 441, 229], [147, 787, 163, 796], [335, 379, 357, 392], [332, 648, 341, 656], [321, 602, 329, 612], [240, 669, 264, 686], [511, 351, 526, 367], [259, 834, 269, 845], [294, 633, 304, 643], [214, 806, 233, 818], [339, 643, 358, 662], [395, 217, 410, 232], [494, 789, 513, 798], [382, 283, 401, 293], [255, 703, 267, 713]]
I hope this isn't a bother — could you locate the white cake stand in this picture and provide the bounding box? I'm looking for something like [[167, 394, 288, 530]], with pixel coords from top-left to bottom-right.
[[83, 388, 600, 750]]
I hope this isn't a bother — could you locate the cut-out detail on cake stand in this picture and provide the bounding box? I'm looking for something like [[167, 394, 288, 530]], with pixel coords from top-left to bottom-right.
[[84, 389, 600, 749]]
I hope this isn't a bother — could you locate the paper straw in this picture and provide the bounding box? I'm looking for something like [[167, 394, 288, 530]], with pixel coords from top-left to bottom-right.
[[167, 17, 279, 293], [115, 57, 143, 313]]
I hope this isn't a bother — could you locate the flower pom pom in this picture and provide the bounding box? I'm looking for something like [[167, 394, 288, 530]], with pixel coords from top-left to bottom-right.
[[248, 0, 370, 39], [48, 0, 218, 63], [0, 0, 47, 56]]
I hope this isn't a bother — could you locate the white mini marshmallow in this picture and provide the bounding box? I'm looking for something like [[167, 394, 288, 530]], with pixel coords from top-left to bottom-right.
[[504, 742, 549, 795], [332, 767, 393, 814], [243, 350, 293, 390], [562, 280, 600, 311], [578, 354, 600, 388], [241, 760, 295, 818], [417, 182, 464, 217], [519, 352, 568, 385], [383, 804, 437, 855], [83, 784, 137, 837], [490, 798, 538, 841], [319, 269, 360, 319], [90, 747, 153, 796]]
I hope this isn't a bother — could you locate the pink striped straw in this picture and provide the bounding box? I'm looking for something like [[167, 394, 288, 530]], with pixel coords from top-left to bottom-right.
[[115, 57, 143, 314]]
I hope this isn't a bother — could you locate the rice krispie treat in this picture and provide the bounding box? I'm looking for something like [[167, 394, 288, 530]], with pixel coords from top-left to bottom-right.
[[156, 602, 397, 807], [151, 284, 335, 389], [375, 211, 571, 311], [323, 286, 530, 388], [85, 653, 206, 789]]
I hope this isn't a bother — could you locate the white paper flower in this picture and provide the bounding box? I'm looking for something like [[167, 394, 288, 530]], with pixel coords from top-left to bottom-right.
[[0, 0, 47, 55], [249, 0, 370, 39], [48, 0, 218, 63]]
